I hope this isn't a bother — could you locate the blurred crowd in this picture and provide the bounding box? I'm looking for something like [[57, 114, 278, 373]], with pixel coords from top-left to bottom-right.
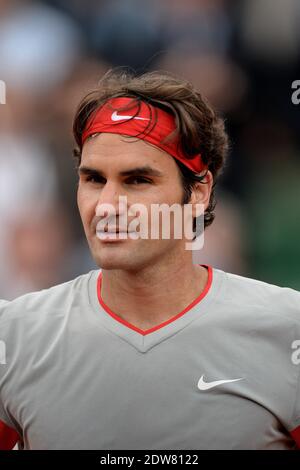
[[0, 0, 300, 299]]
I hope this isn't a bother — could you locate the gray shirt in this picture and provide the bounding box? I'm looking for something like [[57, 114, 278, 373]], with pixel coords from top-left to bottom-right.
[[0, 267, 300, 449]]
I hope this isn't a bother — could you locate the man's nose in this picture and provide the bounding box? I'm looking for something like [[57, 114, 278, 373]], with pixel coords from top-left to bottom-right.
[[95, 182, 127, 218]]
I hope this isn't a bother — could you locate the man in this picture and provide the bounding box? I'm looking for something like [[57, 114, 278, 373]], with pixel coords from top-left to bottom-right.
[[0, 70, 300, 450]]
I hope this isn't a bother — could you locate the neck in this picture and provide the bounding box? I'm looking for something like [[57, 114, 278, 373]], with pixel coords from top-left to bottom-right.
[[100, 258, 209, 331]]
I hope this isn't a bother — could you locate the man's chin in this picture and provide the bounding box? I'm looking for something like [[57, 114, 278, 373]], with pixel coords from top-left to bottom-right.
[[92, 251, 136, 271], [92, 248, 154, 272]]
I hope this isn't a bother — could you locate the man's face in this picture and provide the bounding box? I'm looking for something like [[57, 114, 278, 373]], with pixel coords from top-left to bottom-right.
[[77, 133, 194, 271]]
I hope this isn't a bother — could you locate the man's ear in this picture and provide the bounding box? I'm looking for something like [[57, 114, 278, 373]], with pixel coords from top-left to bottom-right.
[[189, 171, 213, 218]]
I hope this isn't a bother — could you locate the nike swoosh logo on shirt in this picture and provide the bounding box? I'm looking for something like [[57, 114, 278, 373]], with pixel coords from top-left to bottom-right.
[[111, 111, 150, 122], [197, 375, 244, 391]]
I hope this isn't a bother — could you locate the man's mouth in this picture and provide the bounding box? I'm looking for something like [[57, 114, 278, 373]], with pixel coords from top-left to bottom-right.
[[97, 228, 130, 233]]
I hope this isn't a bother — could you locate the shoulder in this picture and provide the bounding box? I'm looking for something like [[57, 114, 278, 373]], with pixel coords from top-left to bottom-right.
[[0, 300, 9, 309], [0, 270, 98, 327], [0, 270, 100, 390], [219, 270, 300, 324]]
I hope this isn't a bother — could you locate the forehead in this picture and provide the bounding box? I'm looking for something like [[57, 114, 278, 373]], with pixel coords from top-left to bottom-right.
[[81, 132, 176, 171]]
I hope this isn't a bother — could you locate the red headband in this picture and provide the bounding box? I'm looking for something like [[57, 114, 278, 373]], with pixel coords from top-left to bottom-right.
[[81, 97, 206, 174]]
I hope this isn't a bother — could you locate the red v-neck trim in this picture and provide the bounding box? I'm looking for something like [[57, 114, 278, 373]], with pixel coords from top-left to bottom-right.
[[96, 265, 213, 336]]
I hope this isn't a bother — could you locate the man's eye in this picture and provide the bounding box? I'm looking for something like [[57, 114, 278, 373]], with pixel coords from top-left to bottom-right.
[[86, 176, 96, 183], [128, 177, 151, 185], [85, 175, 103, 184]]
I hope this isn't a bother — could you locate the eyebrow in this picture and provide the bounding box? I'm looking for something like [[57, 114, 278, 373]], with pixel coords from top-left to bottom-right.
[[78, 165, 164, 178]]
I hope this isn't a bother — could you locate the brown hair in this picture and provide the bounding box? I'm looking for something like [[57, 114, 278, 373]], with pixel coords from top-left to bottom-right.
[[73, 68, 228, 229]]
